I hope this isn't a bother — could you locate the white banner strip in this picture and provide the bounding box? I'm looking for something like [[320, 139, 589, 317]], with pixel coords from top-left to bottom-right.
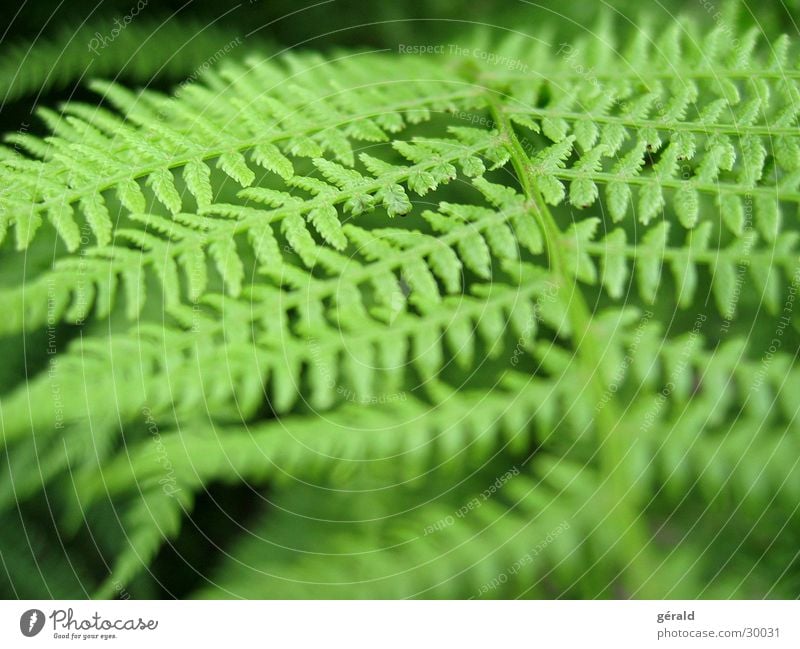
[[0, 600, 796, 648]]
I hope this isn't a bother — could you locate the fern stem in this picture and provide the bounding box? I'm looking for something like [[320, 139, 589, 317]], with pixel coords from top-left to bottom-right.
[[576, 240, 796, 265], [487, 95, 662, 597], [551, 169, 800, 203], [484, 68, 800, 82], [503, 107, 800, 137]]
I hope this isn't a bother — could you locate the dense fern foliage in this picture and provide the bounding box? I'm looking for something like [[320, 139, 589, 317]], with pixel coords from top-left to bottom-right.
[[1, 1, 799, 599]]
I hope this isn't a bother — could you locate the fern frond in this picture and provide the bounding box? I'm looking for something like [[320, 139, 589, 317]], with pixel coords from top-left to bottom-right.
[[74, 374, 548, 595]]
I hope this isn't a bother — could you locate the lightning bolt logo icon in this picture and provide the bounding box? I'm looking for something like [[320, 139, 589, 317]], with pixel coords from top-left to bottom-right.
[[20, 608, 45, 637]]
